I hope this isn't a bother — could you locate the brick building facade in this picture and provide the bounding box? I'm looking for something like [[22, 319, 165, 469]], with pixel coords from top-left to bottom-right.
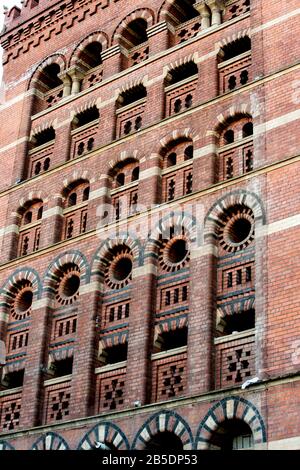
[[0, 0, 299, 451]]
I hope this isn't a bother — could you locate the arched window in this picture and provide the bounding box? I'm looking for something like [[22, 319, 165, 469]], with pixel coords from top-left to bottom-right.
[[71, 106, 99, 159], [218, 115, 253, 181], [79, 42, 103, 90], [218, 36, 252, 93], [18, 200, 43, 257], [208, 419, 254, 450], [161, 139, 194, 202], [214, 204, 256, 389], [95, 244, 134, 413], [116, 85, 147, 138], [111, 160, 140, 221], [164, 62, 198, 117], [62, 181, 90, 239], [32, 63, 63, 113], [29, 127, 55, 178], [145, 432, 184, 451], [152, 226, 190, 403], [119, 18, 149, 69]]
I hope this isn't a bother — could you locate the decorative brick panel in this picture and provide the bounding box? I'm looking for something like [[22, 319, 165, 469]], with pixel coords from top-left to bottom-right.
[[152, 352, 187, 403], [174, 17, 202, 45], [63, 206, 88, 239], [71, 123, 98, 159], [96, 367, 126, 413], [219, 53, 252, 94], [43, 380, 71, 424], [165, 78, 197, 117], [127, 42, 149, 68], [81, 65, 103, 90], [52, 315, 77, 341], [162, 163, 193, 202], [29, 143, 54, 177], [0, 390, 22, 432], [215, 333, 255, 388], [223, 0, 251, 22], [18, 225, 41, 256], [44, 85, 64, 109], [112, 187, 138, 221], [102, 300, 130, 330], [219, 141, 253, 180], [116, 101, 146, 138], [7, 329, 29, 354]]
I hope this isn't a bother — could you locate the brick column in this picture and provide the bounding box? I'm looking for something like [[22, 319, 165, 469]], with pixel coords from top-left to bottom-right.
[[39, 195, 63, 248], [144, 76, 165, 125], [68, 285, 98, 418], [53, 118, 72, 165], [11, 90, 35, 184], [138, 153, 162, 207], [196, 51, 219, 103], [102, 45, 122, 80], [20, 299, 50, 428], [187, 245, 216, 394], [125, 264, 156, 406], [88, 176, 111, 230], [0, 212, 20, 263], [193, 135, 218, 191], [147, 22, 170, 55]]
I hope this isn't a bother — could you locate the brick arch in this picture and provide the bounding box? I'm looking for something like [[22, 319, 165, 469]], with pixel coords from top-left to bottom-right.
[[158, 0, 198, 25], [107, 149, 142, 177], [204, 190, 266, 242], [111, 8, 155, 46], [0, 440, 15, 450], [195, 396, 267, 449], [90, 234, 143, 280], [77, 422, 130, 450], [145, 210, 198, 260], [216, 28, 251, 53], [31, 432, 69, 450], [17, 192, 47, 213], [132, 410, 194, 449], [69, 31, 109, 67], [43, 250, 90, 292], [30, 120, 55, 141], [28, 53, 66, 90], [154, 315, 188, 346], [207, 104, 252, 138], [0, 267, 42, 316], [62, 170, 93, 197], [156, 128, 197, 156], [164, 53, 197, 77]]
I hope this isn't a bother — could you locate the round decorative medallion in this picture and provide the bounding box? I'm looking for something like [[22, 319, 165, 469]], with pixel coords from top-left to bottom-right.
[[105, 246, 133, 290], [10, 280, 33, 320], [218, 206, 255, 252], [55, 264, 81, 305], [159, 235, 190, 272]]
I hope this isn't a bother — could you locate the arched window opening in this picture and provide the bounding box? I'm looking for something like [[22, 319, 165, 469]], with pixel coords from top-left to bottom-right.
[[168, 0, 201, 46], [63, 181, 90, 240], [219, 116, 253, 181], [111, 160, 140, 220], [219, 37, 252, 93], [18, 200, 43, 257], [29, 127, 55, 178], [80, 42, 104, 90], [145, 432, 184, 451], [33, 63, 63, 113], [158, 327, 188, 352], [48, 357, 73, 379], [116, 85, 147, 138], [1, 370, 24, 390], [208, 420, 254, 450], [165, 62, 198, 117], [71, 106, 99, 158], [162, 140, 194, 202], [32, 127, 55, 148], [120, 19, 149, 69]]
